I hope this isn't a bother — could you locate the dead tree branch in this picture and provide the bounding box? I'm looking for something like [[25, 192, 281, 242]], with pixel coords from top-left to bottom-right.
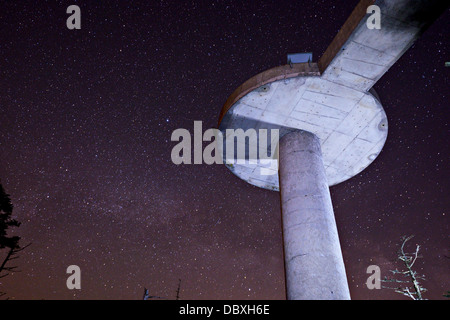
[[381, 235, 427, 300]]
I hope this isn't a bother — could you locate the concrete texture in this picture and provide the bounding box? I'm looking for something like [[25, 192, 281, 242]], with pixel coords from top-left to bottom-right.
[[279, 130, 350, 300], [319, 0, 449, 91], [219, 72, 388, 190], [218, 0, 447, 191], [216, 0, 447, 301]]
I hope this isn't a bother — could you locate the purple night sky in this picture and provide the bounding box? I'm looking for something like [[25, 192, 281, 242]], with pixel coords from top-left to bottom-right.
[[0, 1, 448, 299]]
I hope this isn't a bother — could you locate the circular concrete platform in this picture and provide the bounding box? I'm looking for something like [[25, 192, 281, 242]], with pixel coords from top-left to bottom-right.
[[218, 62, 388, 191]]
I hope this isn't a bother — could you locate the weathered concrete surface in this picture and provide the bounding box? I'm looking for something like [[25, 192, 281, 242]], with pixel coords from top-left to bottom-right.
[[219, 74, 388, 190], [218, 0, 447, 191], [216, 0, 447, 301], [279, 130, 350, 300], [319, 0, 449, 91]]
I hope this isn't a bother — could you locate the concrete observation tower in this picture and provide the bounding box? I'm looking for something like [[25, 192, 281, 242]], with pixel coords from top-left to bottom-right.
[[217, 0, 447, 299]]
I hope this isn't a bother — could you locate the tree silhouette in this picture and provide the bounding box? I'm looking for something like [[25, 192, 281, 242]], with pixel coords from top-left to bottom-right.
[[0, 182, 30, 297], [0, 183, 20, 251]]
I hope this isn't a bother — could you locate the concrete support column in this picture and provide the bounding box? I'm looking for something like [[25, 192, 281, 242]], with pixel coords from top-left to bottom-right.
[[278, 130, 350, 300]]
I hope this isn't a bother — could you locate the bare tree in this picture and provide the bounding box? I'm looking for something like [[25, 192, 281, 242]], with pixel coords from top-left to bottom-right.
[[381, 235, 427, 300], [0, 243, 31, 278]]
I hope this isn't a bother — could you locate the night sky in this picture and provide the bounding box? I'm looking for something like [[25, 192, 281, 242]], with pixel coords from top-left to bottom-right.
[[0, 1, 448, 300]]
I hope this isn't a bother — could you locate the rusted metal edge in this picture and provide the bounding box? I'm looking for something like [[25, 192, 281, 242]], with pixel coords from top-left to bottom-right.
[[317, 0, 375, 74], [217, 63, 320, 127]]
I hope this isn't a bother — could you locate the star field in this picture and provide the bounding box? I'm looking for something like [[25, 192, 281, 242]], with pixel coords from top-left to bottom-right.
[[0, 0, 448, 299]]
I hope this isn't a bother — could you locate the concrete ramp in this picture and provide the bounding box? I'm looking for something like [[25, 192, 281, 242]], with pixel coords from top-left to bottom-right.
[[319, 0, 449, 91]]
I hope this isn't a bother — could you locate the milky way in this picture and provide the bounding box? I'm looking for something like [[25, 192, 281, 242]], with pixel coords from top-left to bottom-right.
[[0, 1, 448, 299]]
